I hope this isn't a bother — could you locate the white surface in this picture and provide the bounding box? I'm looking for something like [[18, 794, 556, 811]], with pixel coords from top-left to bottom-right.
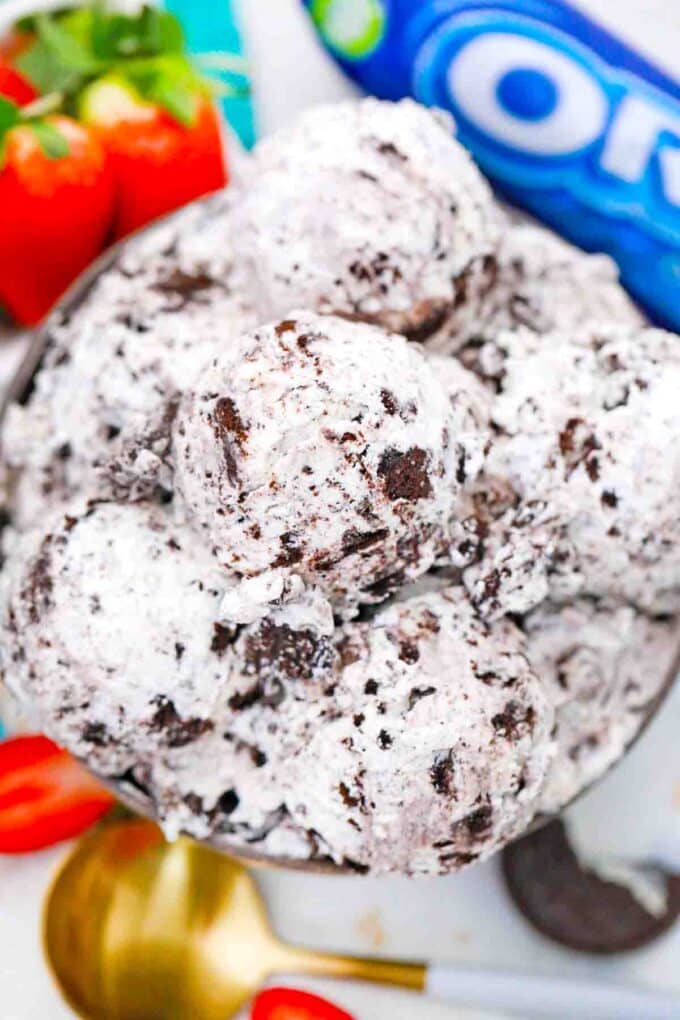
[[0, 1, 679, 1018]]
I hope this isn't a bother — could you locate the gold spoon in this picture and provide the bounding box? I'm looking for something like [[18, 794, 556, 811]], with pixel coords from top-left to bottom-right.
[[44, 814, 680, 1020], [44, 814, 423, 1020]]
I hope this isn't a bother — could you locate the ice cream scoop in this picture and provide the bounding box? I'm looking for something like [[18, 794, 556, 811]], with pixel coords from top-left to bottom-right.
[[232, 98, 499, 345], [465, 324, 680, 618], [437, 219, 644, 358], [173, 312, 489, 623], [525, 600, 680, 814], [0, 502, 230, 775]]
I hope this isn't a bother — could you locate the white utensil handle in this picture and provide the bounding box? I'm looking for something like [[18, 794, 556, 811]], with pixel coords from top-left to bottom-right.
[[426, 964, 680, 1019]]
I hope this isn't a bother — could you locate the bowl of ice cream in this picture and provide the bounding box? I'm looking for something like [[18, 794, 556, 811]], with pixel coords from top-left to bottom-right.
[[1, 98, 678, 877]]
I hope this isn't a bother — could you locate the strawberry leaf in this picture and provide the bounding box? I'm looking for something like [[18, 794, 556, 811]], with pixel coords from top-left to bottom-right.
[[147, 75, 197, 127], [30, 120, 71, 160], [142, 9, 185, 56], [124, 54, 203, 126], [88, 5, 184, 61], [16, 37, 83, 96], [13, 5, 200, 126], [58, 6, 97, 50], [16, 12, 102, 98], [0, 96, 20, 135], [35, 12, 101, 74]]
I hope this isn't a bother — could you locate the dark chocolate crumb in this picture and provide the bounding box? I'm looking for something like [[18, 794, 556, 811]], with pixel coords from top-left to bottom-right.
[[339, 782, 361, 809], [492, 702, 536, 741], [243, 619, 335, 685], [341, 527, 389, 557], [380, 389, 399, 415], [213, 396, 248, 446], [217, 789, 240, 816], [275, 319, 297, 336], [154, 268, 216, 305], [149, 697, 214, 748], [362, 570, 406, 600], [377, 729, 393, 749], [430, 751, 455, 796], [81, 722, 110, 746], [398, 640, 420, 665], [376, 140, 407, 161], [408, 686, 436, 711], [21, 545, 54, 625], [440, 851, 479, 868], [378, 446, 433, 501], [184, 793, 204, 815], [211, 623, 237, 655], [403, 300, 452, 344], [273, 531, 304, 568]]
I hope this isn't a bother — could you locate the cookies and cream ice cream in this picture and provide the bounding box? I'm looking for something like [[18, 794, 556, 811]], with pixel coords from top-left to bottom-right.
[[0, 502, 230, 776], [525, 601, 679, 814], [436, 220, 644, 359], [0, 97, 678, 876], [173, 312, 489, 623], [1, 191, 256, 532], [1, 523, 554, 873], [277, 589, 554, 875], [465, 325, 680, 618], [232, 98, 499, 344]]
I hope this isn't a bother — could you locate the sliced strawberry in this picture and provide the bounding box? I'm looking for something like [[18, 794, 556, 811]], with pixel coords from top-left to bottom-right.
[[251, 988, 355, 1020], [0, 113, 115, 324], [80, 74, 227, 240], [0, 59, 38, 106], [0, 735, 115, 853]]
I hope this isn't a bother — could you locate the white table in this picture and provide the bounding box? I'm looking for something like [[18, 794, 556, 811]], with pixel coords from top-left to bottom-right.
[[1, 1, 679, 1017]]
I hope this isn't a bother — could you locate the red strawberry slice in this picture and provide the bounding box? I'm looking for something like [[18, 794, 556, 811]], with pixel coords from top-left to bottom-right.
[[0, 735, 115, 853], [252, 988, 355, 1020]]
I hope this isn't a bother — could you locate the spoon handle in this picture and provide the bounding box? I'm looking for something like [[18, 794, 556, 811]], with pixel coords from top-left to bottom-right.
[[287, 947, 680, 1018], [284, 945, 426, 993], [426, 964, 680, 1019]]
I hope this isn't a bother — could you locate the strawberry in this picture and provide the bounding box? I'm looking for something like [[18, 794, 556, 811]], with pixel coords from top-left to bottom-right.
[[80, 72, 227, 239], [0, 59, 38, 106], [0, 735, 115, 853], [251, 989, 355, 1020], [0, 107, 115, 325], [5, 7, 231, 241]]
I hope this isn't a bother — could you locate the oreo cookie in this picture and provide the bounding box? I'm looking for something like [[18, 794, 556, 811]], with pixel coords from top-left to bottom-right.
[[502, 820, 680, 954]]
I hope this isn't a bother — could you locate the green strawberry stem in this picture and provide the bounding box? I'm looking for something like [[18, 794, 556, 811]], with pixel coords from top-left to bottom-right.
[[0, 94, 71, 164], [29, 120, 70, 159], [21, 92, 64, 119], [13, 3, 250, 126]]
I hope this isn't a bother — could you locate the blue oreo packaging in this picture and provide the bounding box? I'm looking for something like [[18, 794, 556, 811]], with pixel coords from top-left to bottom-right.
[[304, 0, 680, 330]]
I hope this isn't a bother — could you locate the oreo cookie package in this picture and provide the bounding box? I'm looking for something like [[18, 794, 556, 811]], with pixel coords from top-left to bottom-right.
[[304, 0, 680, 330]]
